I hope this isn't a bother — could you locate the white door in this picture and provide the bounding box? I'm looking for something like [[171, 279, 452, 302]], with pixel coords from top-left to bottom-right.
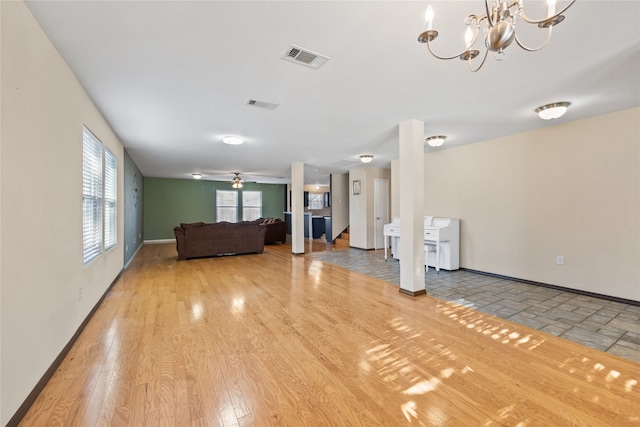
[[374, 179, 389, 250]]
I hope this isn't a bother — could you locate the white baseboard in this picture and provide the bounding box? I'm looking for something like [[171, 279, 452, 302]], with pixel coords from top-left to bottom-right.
[[144, 239, 175, 244]]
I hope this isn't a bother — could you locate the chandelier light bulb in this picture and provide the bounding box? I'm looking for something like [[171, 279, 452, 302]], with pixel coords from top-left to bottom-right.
[[464, 27, 473, 49], [425, 5, 434, 30]]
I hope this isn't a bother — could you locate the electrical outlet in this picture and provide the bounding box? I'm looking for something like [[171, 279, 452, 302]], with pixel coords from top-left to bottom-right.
[[556, 256, 565, 265], [78, 288, 83, 301]]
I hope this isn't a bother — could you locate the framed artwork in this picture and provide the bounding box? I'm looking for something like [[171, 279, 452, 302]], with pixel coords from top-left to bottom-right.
[[352, 180, 361, 195]]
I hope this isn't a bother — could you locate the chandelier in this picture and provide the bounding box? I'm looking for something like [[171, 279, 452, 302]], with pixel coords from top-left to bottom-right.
[[231, 173, 243, 189], [418, 0, 575, 72]]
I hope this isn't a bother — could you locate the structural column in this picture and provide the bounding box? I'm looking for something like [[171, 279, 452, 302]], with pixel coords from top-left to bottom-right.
[[291, 162, 305, 255], [398, 119, 425, 296]]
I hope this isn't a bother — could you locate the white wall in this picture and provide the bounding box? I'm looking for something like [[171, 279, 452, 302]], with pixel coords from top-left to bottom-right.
[[423, 108, 639, 301], [1, 2, 125, 423]]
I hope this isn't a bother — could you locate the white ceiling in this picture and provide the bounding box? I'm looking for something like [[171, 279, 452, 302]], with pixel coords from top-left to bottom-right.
[[25, 1, 640, 185]]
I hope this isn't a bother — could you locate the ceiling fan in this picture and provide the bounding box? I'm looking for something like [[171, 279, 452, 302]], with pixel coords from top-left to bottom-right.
[[231, 172, 243, 189]]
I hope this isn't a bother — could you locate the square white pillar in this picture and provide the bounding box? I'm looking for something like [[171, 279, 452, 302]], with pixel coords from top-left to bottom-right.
[[291, 162, 305, 254], [398, 120, 426, 296]]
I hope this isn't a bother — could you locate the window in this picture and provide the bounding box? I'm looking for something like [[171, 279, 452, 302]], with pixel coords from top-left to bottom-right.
[[216, 190, 238, 222], [242, 191, 262, 221], [308, 193, 323, 210], [83, 126, 117, 264], [216, 190, 263, 222]]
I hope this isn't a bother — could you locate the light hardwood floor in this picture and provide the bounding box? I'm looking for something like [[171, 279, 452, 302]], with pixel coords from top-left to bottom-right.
[[20, 243, 640, 426]]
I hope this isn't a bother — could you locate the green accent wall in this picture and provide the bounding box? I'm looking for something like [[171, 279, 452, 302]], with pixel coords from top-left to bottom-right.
[[143, 177, 286, 240], [124, 150, 144, 266]]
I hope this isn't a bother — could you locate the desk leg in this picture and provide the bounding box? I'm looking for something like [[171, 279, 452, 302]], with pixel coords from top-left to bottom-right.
[[384, 236, 388, 261]]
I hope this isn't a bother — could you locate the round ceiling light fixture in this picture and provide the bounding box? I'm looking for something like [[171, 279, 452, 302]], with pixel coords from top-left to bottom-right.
[[360, 154, 374, 163], [222, 135, 244, 145], [426, 135, 447, 147], [535, 102, 571, 120], [192, 173, 202, 180]]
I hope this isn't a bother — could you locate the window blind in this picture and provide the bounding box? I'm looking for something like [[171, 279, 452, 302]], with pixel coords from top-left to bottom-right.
[[242, 191, 262, 221], [216, 190, 238, 222], [83, 127, 103, 264], [104, 148, 117, 251]]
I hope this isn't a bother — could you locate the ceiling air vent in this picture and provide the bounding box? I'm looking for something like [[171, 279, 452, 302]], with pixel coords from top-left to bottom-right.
[[281, 44, 330, 70], [246, 99, 279, 111]]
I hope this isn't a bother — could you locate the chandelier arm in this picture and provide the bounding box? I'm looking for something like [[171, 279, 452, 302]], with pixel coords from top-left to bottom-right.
[[484, 0, 496, 27], [518, 0, 576, 25], [514, 26, 553, 52], [426, 41, 468, 61], [467, 48, 489, 72]]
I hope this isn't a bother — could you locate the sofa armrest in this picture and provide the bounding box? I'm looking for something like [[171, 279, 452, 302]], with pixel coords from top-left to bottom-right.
[[174, 227, 186, 260], [257, 224, 267, 253]]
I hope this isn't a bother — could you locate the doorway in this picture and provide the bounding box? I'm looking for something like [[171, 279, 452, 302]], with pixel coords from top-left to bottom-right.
[[374, 178, 389, 250]]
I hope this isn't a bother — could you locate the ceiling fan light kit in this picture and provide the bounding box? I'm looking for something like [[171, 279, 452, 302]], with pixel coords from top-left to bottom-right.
[[418, 0, 576, 72]]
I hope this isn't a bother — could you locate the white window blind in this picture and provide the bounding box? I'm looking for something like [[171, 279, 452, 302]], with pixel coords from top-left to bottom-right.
[[83, 127, 103, 264], [216, 190, 238, 222], [242, 191, 262, 221], [104, 148, 117, 251]]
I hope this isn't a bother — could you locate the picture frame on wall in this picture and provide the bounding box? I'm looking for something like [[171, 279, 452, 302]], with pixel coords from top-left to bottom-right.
[[352, 180, 361, 195]]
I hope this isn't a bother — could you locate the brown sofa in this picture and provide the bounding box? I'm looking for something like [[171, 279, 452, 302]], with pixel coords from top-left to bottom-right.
[[174, 220, 266, 260], [259, 217, 287, 244]]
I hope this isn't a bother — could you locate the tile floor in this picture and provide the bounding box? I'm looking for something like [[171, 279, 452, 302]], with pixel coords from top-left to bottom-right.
[[309, 248, 640, 363]]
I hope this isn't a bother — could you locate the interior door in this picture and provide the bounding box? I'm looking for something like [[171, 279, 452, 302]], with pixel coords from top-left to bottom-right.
[[374, 179, 389, 250]]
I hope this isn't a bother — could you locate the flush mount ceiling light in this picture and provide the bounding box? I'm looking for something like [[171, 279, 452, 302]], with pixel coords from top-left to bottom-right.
[[535, 102, 571, 120], [426, 135, 447, 147], [360, 155, 374, 163], [222, 136, 244, 145], [418, 0, 575, 72], [231, 172, 243, 189], [192, 173, 202, 180]]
